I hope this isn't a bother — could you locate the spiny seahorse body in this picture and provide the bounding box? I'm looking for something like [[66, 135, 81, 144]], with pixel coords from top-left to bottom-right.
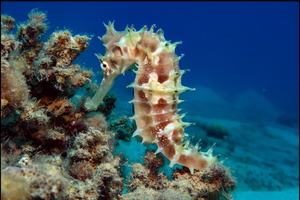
[[84, 22, 218, 173]]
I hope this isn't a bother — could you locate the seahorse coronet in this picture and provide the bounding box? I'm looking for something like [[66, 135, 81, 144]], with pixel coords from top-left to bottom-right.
[[84, 22, 219, 173]]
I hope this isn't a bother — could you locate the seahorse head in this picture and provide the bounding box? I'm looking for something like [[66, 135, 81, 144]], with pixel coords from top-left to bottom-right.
[[84, 21, 138, 111], [96, 21, 138, 78]]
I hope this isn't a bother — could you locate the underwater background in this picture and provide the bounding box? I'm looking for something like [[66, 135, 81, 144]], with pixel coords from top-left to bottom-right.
[[1, 1, 299, 200]]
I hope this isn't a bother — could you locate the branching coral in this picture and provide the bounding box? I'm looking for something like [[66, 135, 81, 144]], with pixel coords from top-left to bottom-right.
[[1, 9, 123, 200]]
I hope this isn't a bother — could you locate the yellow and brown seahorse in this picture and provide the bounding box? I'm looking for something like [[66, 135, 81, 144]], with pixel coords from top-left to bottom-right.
[[84, 22, 219, 173]]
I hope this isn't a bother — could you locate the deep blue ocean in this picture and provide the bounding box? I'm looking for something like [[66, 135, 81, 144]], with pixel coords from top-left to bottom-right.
[[2, 1, 299, 116], [1, 2, 299, 199]]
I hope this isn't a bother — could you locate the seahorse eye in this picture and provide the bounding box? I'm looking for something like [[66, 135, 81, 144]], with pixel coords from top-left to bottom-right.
[[101, 61, 109, 70]]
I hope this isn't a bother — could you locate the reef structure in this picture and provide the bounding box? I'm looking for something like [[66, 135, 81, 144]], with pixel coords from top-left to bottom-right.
[[1, 10, 124, 200], [84, 22, 219, 173], [1, 9, 236, 200]]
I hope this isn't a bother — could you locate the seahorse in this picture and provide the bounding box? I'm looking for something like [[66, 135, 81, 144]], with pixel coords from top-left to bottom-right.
[[84, 22, 219, 173]]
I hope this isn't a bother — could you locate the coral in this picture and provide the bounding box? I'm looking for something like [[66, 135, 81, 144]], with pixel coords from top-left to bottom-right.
[[66, 158, 123, 200], [126, 154, 236, 200], [1, 15, 15, 31], [129, 163, 170, 191], [110, 115, 135, 142], [37, 30, 91, 68], [144, 150, 165, 175], [17, 9, 48, 50], [66, 127, 123, 199], [69, 127, 112, 162], [93, 92, 117, 116], [1, 161, 66, 200], [69, 160, 94, 181], [155, 189, 192, 200], [20, 101, 50, 125], [47, 99, 73, 116], [1, 169, 31, 200], [1, 9, 236, 199], [69, 70, 93, 88], [84, 112, 108, 132], [127, 151, 169, 192], [95, 162, 124, 199], [123, 151, 235, 200], [121, 187, 192, 200], [1, 8, 92, 132], [1, 59, 29, 112], [1, 9, 122, 199], [1, 33, 18, 58], [15, 9, 48, 66], [171, 163, 236, 200]]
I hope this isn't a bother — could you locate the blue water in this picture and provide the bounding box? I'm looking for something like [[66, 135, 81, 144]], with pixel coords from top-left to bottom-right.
[[1, 1, 299, 198], [2, 1, 298, 116]]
